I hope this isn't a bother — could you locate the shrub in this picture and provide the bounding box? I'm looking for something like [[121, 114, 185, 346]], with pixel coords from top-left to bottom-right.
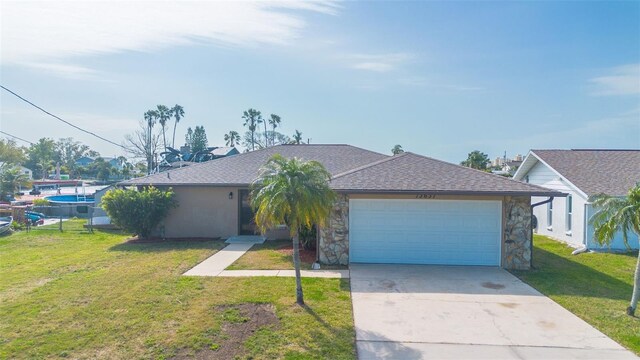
[[101, 186, 178, 239], [32, 199, 50, 206], [299, 224, 317, 250]]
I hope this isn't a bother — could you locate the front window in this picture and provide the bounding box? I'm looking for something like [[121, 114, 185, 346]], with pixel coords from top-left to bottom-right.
[[547, 201, 553, 228], [566, 195, 572, 233]]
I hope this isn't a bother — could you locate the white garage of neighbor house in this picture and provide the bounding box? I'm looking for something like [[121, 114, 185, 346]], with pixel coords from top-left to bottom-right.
[[514, 149, 640, 251], [122, 144, 562, 270]]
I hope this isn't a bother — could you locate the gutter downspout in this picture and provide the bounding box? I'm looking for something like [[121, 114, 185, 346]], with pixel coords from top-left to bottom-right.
[[530, 197, 554, 268], [572, 202, 591, 255]]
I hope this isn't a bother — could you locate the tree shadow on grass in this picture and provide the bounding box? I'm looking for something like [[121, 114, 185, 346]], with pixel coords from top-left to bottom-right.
[[109, 239, 226, 253], [512, 247, 633, 301]]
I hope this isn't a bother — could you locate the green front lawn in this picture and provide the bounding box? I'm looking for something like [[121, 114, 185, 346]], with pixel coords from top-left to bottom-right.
[[0, 221, 355, 359], [511, 235, 640, 355], [227, 240, 347, 270]]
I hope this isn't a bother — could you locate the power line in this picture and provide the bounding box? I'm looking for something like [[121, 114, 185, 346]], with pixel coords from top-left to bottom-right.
[[1, 85, 126, 150], [0, 130, 35, 145]]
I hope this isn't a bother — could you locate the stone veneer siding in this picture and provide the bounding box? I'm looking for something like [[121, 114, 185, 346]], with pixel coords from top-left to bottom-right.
[[318, 194, 533, 269], [318, 194, 350, 265], [502, 196, 532, 270]]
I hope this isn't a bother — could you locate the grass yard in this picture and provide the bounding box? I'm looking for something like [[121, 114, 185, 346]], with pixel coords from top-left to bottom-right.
[[227, 240, 347, 271], [511, 235, 640, 355], [0, 220, 356, 359]]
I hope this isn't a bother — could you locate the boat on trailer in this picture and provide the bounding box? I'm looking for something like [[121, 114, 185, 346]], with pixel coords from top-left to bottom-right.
[[0, 216, 12, 235]]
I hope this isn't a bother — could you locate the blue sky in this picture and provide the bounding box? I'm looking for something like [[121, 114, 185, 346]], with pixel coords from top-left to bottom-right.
[[1, 1, 638, 163]]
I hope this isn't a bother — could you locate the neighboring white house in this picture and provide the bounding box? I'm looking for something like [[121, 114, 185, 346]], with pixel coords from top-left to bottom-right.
[[0, 162, 33, 179], [514, 149, 640, 251]]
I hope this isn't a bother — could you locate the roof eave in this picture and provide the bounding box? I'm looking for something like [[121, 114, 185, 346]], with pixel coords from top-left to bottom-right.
[[118, 181, 250, 188], [333, 189, 567, 197]]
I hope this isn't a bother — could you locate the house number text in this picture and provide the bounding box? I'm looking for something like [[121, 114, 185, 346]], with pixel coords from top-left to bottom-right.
[[415, 194, 435, 199]]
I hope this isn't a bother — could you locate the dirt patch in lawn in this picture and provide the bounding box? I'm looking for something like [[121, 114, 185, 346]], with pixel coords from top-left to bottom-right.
[[174, 303, 279, 360], [275, 244, 317, 265]]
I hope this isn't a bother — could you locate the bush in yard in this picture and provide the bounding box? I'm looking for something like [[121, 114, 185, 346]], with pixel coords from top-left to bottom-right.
[[101, 186, 178, 239], [32, 198, 50, 206]]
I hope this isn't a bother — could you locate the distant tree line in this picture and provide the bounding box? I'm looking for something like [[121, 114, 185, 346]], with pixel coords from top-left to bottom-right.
[[0, 137, 136, 198], [225, 108, 305, 152]]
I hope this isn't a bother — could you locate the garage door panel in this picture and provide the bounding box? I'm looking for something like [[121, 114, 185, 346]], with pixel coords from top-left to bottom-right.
[[349, 199, 501, 266]]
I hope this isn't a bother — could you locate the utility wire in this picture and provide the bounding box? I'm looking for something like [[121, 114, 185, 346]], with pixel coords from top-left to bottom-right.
[[1, 85, 126, 150], [0, 130, 35, 145]]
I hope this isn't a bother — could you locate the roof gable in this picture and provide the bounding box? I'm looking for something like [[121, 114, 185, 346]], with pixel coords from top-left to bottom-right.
[[330, 152, 562, 196], [515, 150, 640, 197]]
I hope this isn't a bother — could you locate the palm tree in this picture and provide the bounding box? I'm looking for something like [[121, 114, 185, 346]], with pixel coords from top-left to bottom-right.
[[268, 114, 281, 146], [224, 131, 240, 147], [590, 184, 640, 315], [144, 110, 158, 173], [391, 144, 404, 155], [170, 104, 185, 148], [259, 113, 267, 148], [156, 105, 171, 150], [242, 108, 262, 151], [292, 130, 303, 144], [0, 164, 30, 200], [251, 155, 336, 305]]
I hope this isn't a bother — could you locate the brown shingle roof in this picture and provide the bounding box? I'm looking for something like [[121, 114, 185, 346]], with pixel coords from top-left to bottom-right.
[[531, 150, 640, 196], [330, 152, 562, 196], [122, 144, 388, 186]]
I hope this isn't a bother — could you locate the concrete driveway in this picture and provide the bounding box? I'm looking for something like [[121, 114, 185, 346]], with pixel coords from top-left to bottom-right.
[[350, 264, 637, 359]]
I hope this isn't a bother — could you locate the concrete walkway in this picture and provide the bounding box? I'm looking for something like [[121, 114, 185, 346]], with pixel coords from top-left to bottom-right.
[[183, 243, 255, 277], [218, 269, 349, 278], [183, 241, 349, 278], [351, 264, 637, 360]]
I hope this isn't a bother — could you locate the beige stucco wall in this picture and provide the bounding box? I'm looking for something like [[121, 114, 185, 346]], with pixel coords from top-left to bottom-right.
[[158, 186, 239, 239]]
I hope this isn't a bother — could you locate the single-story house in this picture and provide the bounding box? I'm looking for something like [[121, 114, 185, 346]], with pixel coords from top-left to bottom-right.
[[122, 144, 562, 270], [0, 162, 33, 180], [513, 149, 640, 251]]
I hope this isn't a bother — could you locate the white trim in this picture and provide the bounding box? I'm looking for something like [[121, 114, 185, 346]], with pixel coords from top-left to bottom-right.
[[515, 151, 589, 199], [565, 195, 573, 233]]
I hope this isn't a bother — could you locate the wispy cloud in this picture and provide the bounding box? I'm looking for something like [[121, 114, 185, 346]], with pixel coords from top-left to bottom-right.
[[0, 1, 339, 65], [22, 62, 109, 81], [347, 53, 413, 72], [589, 64, 640, 96]]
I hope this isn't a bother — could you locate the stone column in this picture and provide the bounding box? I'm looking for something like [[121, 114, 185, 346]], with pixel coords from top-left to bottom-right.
[[503, 196, 532, 270], [318, 195, 349, 265]]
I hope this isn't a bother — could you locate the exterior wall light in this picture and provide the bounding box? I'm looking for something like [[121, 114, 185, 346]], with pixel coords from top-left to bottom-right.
[[229, 191, 233, 200]]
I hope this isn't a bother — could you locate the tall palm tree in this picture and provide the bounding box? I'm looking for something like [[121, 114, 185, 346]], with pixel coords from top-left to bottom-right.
[[144, 110, 158, 173], [170, 104, 184, 148], [590, 183, 640, 315], [251, 155, 336, 305], [224, 131, 240, 147], [156, 105, 171, 150], [242, 108, 262, 151], [259, 113, 267, 148], [268, 114, 281, 146], [292, 130, 303, 144]]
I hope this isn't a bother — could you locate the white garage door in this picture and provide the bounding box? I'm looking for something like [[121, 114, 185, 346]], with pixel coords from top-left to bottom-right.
[[349, 199, 502, 266]]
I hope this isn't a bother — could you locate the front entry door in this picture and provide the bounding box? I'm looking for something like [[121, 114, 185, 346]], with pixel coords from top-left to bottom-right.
[[239, 189, 257, 235]]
